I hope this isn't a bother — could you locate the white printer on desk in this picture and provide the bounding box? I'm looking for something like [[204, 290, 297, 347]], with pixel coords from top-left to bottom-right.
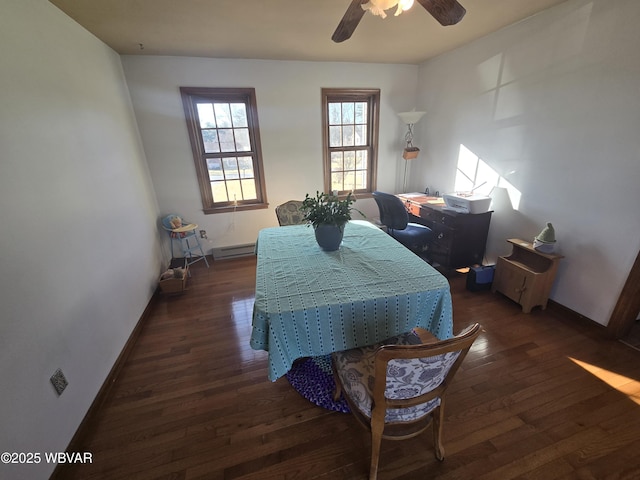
[[442, 193, 492, 214]]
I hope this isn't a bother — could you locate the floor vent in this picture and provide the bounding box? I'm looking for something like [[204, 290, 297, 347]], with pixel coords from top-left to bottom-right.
[[212, 243, 255, 260]]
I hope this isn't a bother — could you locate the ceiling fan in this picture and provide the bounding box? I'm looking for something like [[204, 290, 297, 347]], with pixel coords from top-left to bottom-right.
[[332, 0, 466, 43]]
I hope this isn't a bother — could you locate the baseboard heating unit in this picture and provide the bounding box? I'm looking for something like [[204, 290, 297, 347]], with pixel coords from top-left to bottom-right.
[[212, 243, 256, 260]]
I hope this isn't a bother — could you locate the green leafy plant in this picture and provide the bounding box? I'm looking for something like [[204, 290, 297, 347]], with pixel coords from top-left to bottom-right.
[[300, 191, 363, 228]]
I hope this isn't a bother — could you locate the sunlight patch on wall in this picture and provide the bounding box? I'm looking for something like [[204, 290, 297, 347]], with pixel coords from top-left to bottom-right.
[[454, 144, 521, 210], [569, 357, 640, 406]]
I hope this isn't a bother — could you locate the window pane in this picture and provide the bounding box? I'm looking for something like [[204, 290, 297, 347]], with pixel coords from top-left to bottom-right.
[[202, 129, 220, 153], [342, 125, 355, 146], [344, 151, 355, 170], [207, 158, 224, 181], [222, 157, 239, 179], [355, 150, 367, 169], [331, 152, 343, 171], [235, 128, 251, 152], [197, 103, 216, 128], [230, 103, 247, 127], [331, 172, 344, 192], [354, 102, 367, 123], [211, 181, 228, 202], [237, 156, 254, 178], [329, 126, 342, 147], [342, 103, 354, 124], [241, 179, 257, 199], [226, 179, 242, 202], [354, 125, 366, 146], [219, 129, 235, 152], [344, 171, 356, 191], [328, 103, 341, 125], [355, 170, 367, 190], [214, 103, 232, 128]]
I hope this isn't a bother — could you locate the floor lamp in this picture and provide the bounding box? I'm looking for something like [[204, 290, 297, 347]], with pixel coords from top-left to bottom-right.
[[398, 110, 426, 192]]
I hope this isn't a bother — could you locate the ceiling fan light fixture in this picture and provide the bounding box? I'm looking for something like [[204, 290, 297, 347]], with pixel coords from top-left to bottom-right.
[[333, 0, 464, 43], [397, 0, 415, 15], [361, 0, 414, 19]]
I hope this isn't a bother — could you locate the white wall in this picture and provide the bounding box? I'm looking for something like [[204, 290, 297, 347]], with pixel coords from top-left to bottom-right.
[[0, 1, 163, 478], [121, 56, 419, 250], [1, 2, 635, 476], [412, 0, 640, 325]]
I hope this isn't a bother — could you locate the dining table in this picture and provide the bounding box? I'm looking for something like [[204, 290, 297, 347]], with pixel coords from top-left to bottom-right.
[[250, 220, 454, 381]]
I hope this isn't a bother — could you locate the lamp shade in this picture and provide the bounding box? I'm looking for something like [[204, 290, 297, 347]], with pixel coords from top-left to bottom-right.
[[398, 110, 426, 125]]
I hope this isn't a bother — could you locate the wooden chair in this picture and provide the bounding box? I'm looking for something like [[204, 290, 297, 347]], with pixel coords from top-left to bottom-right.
[[275, 200, 306, 226], [332, 323, 481, 480]]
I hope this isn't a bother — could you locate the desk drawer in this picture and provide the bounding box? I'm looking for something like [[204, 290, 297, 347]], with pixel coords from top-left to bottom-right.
[[429, 224, 453, 255], [406, 202, 421, 217], [408, 212, 454, 248], [417, 207, 458, 227]]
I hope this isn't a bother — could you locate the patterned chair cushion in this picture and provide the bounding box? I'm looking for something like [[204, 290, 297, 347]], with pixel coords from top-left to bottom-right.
[[333, 331, 460, 423], [275, 201, 306, 226]]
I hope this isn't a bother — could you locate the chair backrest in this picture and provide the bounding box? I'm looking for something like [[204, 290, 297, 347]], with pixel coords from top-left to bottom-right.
[[372, 191, 409, 231], [275, 200, 306, 226], [372, 323, 481, 420]]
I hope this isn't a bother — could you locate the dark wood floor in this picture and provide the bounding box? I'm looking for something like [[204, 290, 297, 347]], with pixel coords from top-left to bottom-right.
[[57, 256, 640, 480]]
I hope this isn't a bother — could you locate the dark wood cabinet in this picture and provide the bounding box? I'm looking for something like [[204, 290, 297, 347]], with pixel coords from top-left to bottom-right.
[[397, 194, 492, 270]]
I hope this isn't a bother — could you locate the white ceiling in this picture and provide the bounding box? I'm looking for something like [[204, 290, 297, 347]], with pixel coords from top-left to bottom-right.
[[50, 0, 570, 65]]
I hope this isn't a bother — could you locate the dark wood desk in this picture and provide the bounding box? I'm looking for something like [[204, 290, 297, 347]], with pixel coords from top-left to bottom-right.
[[398, 193, 492, 270]]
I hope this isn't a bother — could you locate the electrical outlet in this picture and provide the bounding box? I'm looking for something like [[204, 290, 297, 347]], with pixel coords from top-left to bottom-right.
[[50, 369, 68, 396], [199, 230, 207, 238]]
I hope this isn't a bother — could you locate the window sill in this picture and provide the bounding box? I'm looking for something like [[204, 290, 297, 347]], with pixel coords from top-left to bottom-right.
[[203, 203, 269, 214]]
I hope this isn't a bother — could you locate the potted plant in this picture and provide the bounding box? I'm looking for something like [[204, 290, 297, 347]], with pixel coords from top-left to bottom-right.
[[300, 191, 362, 251]]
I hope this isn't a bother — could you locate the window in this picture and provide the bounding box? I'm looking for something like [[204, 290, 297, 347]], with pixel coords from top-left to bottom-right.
[[180, 87, 268, 213], [321, 88, 380, 195]]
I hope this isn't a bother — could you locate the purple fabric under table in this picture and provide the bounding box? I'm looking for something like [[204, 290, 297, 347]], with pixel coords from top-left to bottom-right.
[[285, 355, 350, 413]]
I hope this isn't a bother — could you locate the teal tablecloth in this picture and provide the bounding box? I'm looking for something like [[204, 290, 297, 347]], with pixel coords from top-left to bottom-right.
[[250, 221, 453, 381]]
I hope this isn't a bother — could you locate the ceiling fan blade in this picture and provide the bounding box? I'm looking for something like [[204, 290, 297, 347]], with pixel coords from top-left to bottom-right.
[[332, 0, 368, 43], [417, 0, 466, 26]]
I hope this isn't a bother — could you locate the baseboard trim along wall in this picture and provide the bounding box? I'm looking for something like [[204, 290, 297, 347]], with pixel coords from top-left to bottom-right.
[[548, 299, 607, 333], [212, 243, 256, 260], [50, 291, 159, 480]]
